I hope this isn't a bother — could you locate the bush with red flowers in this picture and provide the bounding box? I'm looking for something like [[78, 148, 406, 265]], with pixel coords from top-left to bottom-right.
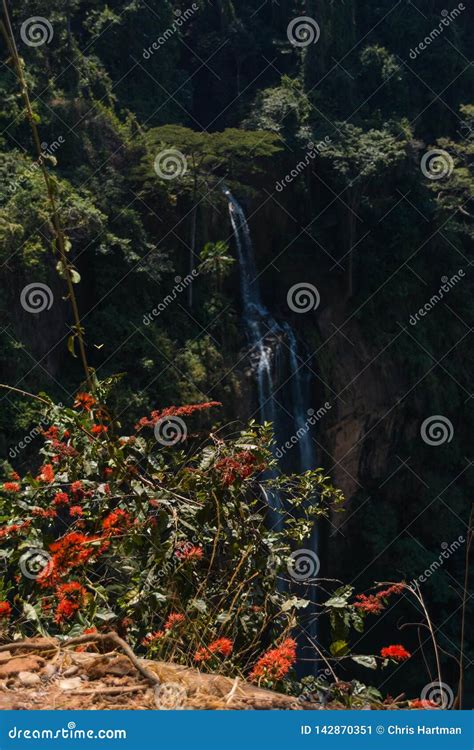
[[0, 386, 432, 704]]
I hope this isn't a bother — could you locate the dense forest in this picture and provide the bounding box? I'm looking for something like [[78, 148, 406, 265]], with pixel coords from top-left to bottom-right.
[[0, 0, 472, 710]]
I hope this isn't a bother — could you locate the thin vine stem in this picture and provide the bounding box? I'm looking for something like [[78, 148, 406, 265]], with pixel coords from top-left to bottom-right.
[[1, 0, 92, 390]]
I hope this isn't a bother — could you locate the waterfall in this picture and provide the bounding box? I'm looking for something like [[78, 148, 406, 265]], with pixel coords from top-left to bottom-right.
[[225, 190, 319, 655]]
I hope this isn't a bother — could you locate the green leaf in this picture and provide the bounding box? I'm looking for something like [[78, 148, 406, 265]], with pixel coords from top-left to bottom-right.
[[352, 655, 377, 670], [330, 640, 349, 656], [67, 334, 77, 358]]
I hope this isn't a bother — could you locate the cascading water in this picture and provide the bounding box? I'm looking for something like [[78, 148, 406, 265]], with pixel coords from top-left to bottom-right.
[[225, 189, 319, 653], [225, 189, 315, 475]]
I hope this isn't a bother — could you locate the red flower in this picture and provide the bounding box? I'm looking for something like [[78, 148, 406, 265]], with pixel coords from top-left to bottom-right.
[[142, 630, 165, 647], [194, 637, 233, 663], [74, 393, 96, 411], [53, 492, 69, 506], [32, 507, 57, 519], [37, 464, 55, 483], [0, 521, 31, 540], [215, 451, 264, 486], [54, 582, 88, 624], [410, 699, 438, 709], [164, 613, 185, 630], [42, 426, 59, 441], [381, 644, 411, 661], [45, 532, 105, 585], [69, 505, 83, 517], [103, 467, 113, 478], [3, 482, 20, 492], [135, 401, 221, 430], [376, 583, 405, 599], [176, 544, 203, 562], [249, 638, 297, 682], [0, 601, 12, 619], [354, 594, 384, 615], [91, 424, 108, 435], [102, 509, 131, 536], [10, 471, 20, 481]]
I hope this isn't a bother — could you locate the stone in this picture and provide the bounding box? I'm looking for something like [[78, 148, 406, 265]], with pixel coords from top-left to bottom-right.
[[18, 671, 41, 687]]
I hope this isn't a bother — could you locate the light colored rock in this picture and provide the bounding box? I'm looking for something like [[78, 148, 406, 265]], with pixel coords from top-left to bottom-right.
[[18, 671, 41, 687], [63, 666, 79, 677], [59, 677, 83, 691]]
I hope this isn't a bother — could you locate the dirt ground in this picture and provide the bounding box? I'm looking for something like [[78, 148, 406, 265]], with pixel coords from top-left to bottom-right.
[[0, 636, 305, 711]]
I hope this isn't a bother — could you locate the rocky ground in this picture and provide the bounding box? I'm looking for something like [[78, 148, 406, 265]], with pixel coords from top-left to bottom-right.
[[0, 635, 303, 711]]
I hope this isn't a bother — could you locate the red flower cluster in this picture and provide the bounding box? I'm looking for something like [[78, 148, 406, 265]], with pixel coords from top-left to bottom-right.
[[249, 638, 297, 682], [55, 582, 88, 623], [37, 464, 55, 484], [176, 544, 203, 562], [102, 509, 132, 536], [3, 482, 20, 492], [354, 583, 404, 615], [91, 424, 108, 435], [194, 637, 233, 663], [0, 521, 30, 540], [164, 613, 185, 630], [381, 644, 411, 661], [0, 601, 12, 619], [74, 393, 96, 411], [53, 492, 69, 506], [410, 699, 438, 709], [44, 532, 107, 585], [215, 451, 264, 486], [135, 401, 221, 430], [142, 630, 165, 647]]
